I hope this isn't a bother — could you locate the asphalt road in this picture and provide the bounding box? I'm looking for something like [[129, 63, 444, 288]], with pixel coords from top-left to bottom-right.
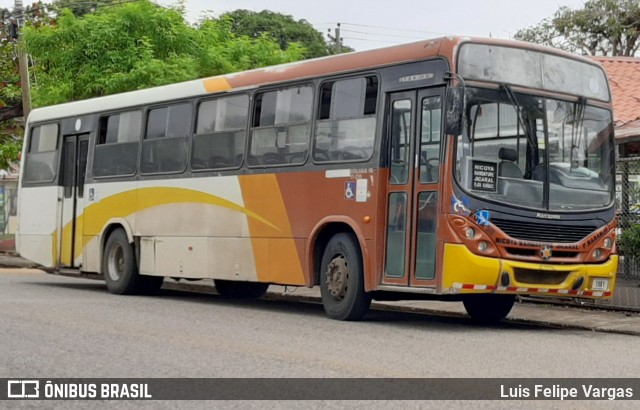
[[1, 269, 639, 408]]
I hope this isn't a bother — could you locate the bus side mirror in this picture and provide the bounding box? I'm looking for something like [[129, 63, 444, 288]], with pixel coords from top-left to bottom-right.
[[445, 87, 463, 136]]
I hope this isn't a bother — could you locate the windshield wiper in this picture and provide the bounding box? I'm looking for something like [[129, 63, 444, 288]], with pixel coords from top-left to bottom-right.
[[500, 84, 536, 149], [570, 97, 587, 171]]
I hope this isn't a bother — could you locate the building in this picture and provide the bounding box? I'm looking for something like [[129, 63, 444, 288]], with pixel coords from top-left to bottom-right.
[[592, 57, 640, 156]]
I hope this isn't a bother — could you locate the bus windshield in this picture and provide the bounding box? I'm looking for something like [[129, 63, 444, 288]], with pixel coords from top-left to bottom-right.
[[455, 87, 615, 211]]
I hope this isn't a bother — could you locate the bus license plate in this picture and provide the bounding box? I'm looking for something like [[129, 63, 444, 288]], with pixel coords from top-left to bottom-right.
[[592, 279, 609, 291]]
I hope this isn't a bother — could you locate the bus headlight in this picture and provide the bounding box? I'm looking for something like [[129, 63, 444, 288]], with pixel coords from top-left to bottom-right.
[[592, 248, 603, 260], [603, 238, 613, 249], [465, 227, 476, 239], [478, 241, 489, 253]]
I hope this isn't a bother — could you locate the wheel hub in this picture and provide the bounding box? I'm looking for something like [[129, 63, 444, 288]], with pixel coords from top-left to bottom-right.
[[326, 256, 349, 300], [107, 246, 124, 282]]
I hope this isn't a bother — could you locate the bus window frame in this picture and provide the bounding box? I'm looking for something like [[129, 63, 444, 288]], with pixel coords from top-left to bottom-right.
[[92, 109, 144, 179], [22, 121, 61, 186], [311, 73, 380, 165], [247, 82, 315, 169], [139, 100, 195, 176], [191, 92, 250, 173]]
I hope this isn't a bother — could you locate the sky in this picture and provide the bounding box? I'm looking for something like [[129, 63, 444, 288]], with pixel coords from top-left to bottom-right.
[[1, 0, 588, 52]]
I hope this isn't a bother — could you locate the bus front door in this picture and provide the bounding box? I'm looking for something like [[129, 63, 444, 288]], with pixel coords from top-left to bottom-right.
[[383, 88, 443, 287], [59, 134, 89, 268]]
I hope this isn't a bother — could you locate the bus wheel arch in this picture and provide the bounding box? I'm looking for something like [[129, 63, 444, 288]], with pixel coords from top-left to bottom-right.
[[310, 220, 367, 287], [99, 219, 135, 271], [101, 226, 163, 295]]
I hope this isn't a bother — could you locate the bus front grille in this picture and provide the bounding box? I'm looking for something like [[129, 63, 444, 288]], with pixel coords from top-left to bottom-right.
[[491, 218, 597, 243]]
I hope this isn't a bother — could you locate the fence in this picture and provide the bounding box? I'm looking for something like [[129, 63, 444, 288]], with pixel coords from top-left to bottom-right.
[[606, 157, 640, 310]]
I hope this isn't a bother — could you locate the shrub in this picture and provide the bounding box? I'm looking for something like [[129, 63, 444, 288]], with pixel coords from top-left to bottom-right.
[[617, 224, 640, 260]]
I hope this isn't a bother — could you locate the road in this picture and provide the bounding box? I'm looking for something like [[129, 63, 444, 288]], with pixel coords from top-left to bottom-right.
[[1, 269, 639, 408]]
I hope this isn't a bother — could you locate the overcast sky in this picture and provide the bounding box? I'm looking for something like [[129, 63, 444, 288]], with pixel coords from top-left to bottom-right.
[[169, 0, 588, 51], [2, 0, 588, 51]]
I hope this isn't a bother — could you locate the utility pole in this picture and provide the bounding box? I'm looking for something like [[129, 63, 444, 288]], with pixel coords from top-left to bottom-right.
[[327, 23, 342, 54], [14, 0, 31, 120]]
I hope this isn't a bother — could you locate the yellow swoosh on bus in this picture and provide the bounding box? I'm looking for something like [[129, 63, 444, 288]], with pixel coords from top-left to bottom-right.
[[57, 186, 280, 262]]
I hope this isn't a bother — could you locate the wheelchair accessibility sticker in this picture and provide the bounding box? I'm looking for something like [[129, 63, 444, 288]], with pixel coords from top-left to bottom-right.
[[345, 180, 368, 202], [345, 181, 356, 199]]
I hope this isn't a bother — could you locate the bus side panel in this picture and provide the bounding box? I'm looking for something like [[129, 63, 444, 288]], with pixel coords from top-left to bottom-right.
[[17, 185, 60, 267], [239, 174, 307, 286], [260, 169, 380, 287]]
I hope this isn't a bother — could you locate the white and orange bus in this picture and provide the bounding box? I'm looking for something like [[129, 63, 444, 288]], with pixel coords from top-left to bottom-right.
[[17, 36, 618, 322]]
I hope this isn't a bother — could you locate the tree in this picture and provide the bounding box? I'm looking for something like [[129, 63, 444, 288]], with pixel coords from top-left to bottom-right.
[[514, 0, 640, 56], [0, 7, 26, 170], [218, 9, 334, 58], [23, 1, 305, 106], [0, 1, 307, 169]]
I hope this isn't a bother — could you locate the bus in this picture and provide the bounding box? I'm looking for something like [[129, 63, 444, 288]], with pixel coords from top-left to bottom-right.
[[17, 36, 618, 322]]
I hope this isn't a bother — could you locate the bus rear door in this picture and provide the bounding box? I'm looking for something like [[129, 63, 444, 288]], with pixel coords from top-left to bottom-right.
[[383, 88, 443, 287], [59, 133, 89, 268]]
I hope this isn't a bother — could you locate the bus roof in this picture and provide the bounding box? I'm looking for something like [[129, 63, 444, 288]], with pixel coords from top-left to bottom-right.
[[27, 36, 605, 124]]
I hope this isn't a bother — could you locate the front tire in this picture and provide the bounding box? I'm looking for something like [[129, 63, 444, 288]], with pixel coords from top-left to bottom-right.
[[103, 229, 163, 295], [319, 233, 371, 321], [463, 294, 515, 323]]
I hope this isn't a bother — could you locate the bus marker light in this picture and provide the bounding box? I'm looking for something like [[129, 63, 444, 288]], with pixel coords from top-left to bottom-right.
[[363, 216, 371, 223]]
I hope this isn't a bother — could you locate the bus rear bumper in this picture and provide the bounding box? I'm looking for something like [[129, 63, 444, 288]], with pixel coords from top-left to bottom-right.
[[441, 243, 618, 298]]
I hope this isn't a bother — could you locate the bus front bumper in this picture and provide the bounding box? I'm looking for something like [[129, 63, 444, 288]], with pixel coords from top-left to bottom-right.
[[441, 243, 618, 298]]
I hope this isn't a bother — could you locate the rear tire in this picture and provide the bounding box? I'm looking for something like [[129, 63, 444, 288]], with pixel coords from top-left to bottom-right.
[[463, 294, 515, 323], [103, 229, 163, 295], [214, 280, 269, 299], [319, 233, 371, 321]]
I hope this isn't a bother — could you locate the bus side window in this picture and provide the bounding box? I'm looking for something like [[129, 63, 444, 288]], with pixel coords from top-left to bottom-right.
[[94, 110, 141, 177], [23, 123, 59, 184], [192, 94, 249, 171], [141, 103, 191, 174], [313, 76, 378, 163], [248, 85, 313, 166]]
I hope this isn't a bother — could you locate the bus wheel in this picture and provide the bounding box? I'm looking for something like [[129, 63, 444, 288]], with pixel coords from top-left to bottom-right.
[[462, 294, 515, 323], [319, 233, 372, 321], [214, 280, 269, 299], [103, 229, 163, 295]]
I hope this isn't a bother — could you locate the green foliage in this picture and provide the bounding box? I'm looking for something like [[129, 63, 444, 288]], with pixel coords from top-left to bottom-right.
[[218, 9, 331, 58], [618, 224, 640, 260], [514, 0, 640, 56], [23, 1, 306, 107], [0, 22, 23, 170]]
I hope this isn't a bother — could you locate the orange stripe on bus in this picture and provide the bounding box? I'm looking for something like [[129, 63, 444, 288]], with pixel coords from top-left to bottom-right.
[[202, 77, 233, 93], [239, 174, 306, 285]]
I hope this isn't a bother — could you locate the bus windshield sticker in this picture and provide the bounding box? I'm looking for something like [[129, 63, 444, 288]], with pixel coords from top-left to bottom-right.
[[356, 179, 368, 203], [345, 181, 356, 199], [452, 195, 470, 215], [475, 210, 490, 226], [471, 160, 497, 192]]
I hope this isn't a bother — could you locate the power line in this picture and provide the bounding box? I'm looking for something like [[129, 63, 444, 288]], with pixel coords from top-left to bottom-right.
[[341, 36, 402, 45], [341, 29, 425, 40], [340, 22, 451, 37]]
